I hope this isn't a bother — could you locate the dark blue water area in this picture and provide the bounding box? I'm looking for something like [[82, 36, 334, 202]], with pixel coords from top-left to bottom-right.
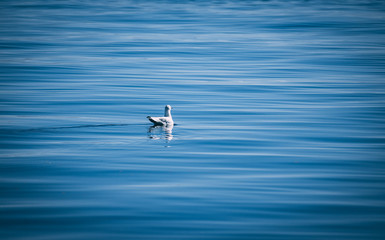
[[1, 0, 385, 239]]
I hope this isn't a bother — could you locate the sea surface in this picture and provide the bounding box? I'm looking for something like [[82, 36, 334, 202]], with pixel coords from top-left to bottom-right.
[[1, 0, 385, 239]]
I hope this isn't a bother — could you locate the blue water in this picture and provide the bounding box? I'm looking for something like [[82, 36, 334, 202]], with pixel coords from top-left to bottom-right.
[[1, 0, 385, 239]]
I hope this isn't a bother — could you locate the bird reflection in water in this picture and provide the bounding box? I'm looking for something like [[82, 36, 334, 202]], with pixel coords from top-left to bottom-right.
[[147, 124, 173, 142]]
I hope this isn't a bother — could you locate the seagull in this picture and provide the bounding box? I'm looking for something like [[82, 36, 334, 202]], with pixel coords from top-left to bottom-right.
[[147, 105, 174, 126]]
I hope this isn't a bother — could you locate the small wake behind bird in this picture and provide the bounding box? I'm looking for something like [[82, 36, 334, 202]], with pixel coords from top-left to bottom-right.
[[1, 105, 175, 139], [6, 123, 140, 133]]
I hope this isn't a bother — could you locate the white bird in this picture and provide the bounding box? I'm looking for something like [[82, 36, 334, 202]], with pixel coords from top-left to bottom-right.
[[147, 105, 174, 126]]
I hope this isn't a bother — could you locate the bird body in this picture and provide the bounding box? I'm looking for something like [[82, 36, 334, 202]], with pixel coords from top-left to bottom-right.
[[147, 105, 174, 126]]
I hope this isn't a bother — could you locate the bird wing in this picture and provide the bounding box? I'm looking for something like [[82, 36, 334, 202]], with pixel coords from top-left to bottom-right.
[[147, 116, 172, 125]]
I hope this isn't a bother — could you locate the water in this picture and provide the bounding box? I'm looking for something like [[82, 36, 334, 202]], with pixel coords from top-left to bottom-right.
[[1, 0, 385, 239]]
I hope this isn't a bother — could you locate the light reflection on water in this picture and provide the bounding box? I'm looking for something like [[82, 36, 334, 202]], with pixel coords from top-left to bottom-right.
[[1, 0, 385, 239]]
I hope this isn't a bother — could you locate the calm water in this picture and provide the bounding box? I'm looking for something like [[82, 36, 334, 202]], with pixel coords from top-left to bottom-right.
[[1, 0, 385, 239]]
